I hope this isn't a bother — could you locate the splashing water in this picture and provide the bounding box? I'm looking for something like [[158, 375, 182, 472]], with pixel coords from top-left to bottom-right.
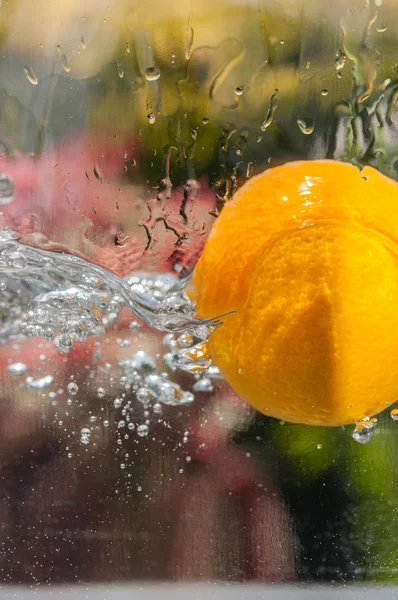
[[0, 229, 224, 353], [0, 228, 226, 443]]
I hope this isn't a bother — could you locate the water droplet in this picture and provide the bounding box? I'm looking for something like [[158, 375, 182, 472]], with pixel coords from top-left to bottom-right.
[[0, 282, 6, 291], [390, 408, 398, 421], [103, 420, 110, 427], [261, 89, 279, 132], [137, 424, 149, 437], [352, 418, 377, 444], [145, 66, 161, 81], [321, 89, 328, 96], [120, 463, 126, 470], [147, 113, 156, 124], [89, 415, 97, 423], [97, 387, 105, 398], [67, 399, 73, 406], [0, 175, 14, 205], [59, 52, 71, 73], [8, 362, 28, 376], [26, 375, 53, 389], [80, 427, 90, 444], [185, 455, 192, 463], [297, 118, 315, 135], [24, 66, 38, 85], [67, 382, 78, 396], [202, 117, 209, 125], [335, 49, 346, 71], [376, 24, 387, 33], [235, 86, 243, 96], [317, 444, 323, 450], [114, 398, 123, 408], [115, 232, 128, 247], [116, 63, 124, 78], [125, 42, 131, 54], [153, 402, 162, 414], [80, 36, 86, 50]]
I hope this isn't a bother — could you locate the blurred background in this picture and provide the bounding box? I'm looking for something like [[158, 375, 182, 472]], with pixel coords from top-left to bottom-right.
[[0, 0, 397, 587]]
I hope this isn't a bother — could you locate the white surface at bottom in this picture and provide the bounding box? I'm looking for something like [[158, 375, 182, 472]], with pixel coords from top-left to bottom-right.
[[0, 583, 396, 600]]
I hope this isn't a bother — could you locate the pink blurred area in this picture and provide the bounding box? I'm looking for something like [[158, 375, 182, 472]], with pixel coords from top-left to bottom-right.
[[0, 134, 215, 276]]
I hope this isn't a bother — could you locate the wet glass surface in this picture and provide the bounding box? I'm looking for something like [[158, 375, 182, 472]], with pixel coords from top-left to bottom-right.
[[0, 0, 397, 589]]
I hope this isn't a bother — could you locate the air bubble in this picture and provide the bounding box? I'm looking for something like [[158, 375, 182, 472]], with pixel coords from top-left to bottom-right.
[[8, 362, 28, 376], [137, 424, 149, 437], [67, 382, 78, 396]]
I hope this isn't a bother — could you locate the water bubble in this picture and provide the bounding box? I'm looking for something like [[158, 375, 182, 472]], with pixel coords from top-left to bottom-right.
[[24, 66, 38, 85], [317, 444, 323, 450], [145, 66, 161, 81], [235, 86, 244, 96], [376, 24, 387, 33], [80, 36, 86, 50], [97, 387, 105, 398], [176, 333, 194, 348], [54, 334, 73, 354], [297, 118, 315, 135], [202, 117, 209, 125], [352, 418, 377, 444], [118, 420, 126, 428], [8, 362, 28, 376], [192, 377, 214, 393], [89, 415, 97, 423], [113, 398, 123, 408], [67, 399, 73, 406], [390, 408, 398, 421], [153, 402, 162, 414], [126, 42, 131, 54], [321, 89, 328, 96], [0, 282, 6, 291], [147, 113, 156, 124], [116, 63, 124, 78], [26, 375, 53, 389], [103, 420, 110, 427], [137, 387, 151, 404], [137, 424, 149, 437], [5, 250, 27, 269], [67, 382, 78, 396], [80, 427, 91, 444], [129, 320, 141, 332]]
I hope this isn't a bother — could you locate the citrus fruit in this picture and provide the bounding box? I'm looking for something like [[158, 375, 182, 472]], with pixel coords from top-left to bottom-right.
[[193, 160, 398, 426]]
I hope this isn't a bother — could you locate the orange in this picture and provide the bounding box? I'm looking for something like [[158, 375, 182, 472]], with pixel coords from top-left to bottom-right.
[[193, 160, 398, 426]]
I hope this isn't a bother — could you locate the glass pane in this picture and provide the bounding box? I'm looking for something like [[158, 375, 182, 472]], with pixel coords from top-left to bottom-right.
[[0, 0, 397, 592]]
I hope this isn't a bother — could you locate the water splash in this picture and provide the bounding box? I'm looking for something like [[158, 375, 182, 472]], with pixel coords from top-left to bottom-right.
[[0, 230, 223, 353]]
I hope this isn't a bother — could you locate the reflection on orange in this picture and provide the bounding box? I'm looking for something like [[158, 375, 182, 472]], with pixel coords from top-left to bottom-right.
[[194, 160, 398, 426]]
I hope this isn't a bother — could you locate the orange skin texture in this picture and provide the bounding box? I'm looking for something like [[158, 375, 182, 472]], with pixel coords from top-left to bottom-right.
[[193, 160, 398, 426]]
